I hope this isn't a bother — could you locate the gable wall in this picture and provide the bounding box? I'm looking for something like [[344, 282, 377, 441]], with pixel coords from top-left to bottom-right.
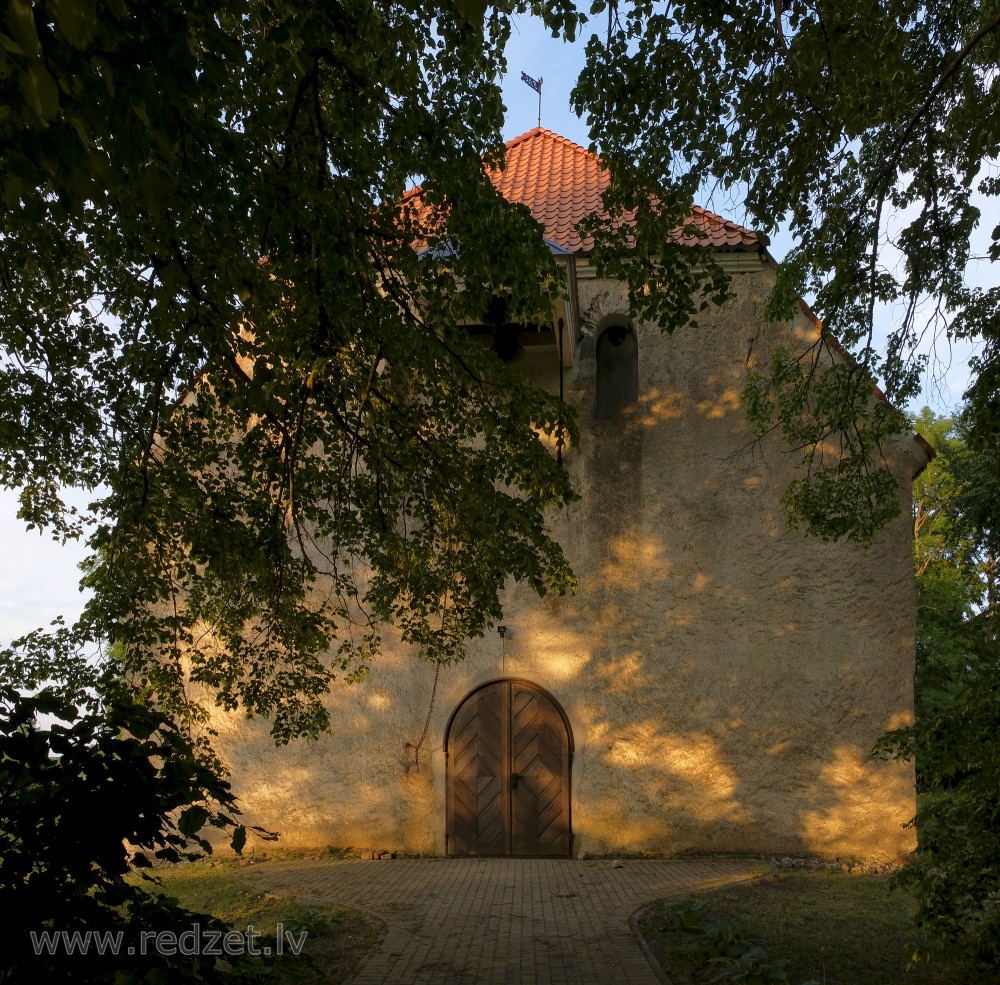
[[209, 262, 918, 860]]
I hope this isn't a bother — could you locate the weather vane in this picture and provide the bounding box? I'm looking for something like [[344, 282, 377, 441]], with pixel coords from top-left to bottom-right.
[[521, 71, 542, 128]]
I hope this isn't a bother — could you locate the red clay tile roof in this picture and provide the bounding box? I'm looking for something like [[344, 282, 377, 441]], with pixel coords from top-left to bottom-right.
[[405, 128, 763, 256]]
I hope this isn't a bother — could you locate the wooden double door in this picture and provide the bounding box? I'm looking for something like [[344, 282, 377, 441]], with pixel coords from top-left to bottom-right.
[[446, 680, 572, 857]]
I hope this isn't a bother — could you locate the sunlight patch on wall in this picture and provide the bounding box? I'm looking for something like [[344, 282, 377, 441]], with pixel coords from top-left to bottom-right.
[[604, 725, 749, 825], [800, 745, 916, 858], [579, 796, 672, 846], [692, 572, 712, 593], [514, 612, 592, 681], [593, 651, 650, 694], [697, 386, 742, 419], [638, 386, 684, 425], [885, 709, 914, 730], [366, 690, 392, 711], [600, 532, 673, 590], [769, 621, 801, 637]]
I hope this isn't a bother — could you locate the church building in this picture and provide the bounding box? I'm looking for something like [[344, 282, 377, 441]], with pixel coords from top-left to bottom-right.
[[209, 129, 929, 860]]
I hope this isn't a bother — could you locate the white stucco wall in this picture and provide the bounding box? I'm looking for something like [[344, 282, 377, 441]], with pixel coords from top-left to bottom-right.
[[208, 261, 921, 861]]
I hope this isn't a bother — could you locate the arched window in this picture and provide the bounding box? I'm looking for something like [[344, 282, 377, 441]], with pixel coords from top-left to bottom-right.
[[595, 321, 638, 419]]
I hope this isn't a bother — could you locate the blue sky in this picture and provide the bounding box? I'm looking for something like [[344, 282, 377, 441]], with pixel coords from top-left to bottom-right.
[[0, 15, 988, 645]]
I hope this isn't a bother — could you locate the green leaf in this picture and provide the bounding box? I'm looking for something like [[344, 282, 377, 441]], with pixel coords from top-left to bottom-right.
[[453, 0, 488, 28], [2, 174, 22, 206], [18, 62, 58, 121], [6, 0, 39, 57], [48, 0, 97, 49], [177, 805, 210, 837], [0, 29, 23, 54]]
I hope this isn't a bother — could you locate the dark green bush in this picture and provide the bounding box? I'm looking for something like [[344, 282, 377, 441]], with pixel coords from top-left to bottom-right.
[[0, 680, 272, 983]]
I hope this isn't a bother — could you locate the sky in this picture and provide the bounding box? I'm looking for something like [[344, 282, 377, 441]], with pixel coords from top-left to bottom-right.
[[0, 13, 992, 646]]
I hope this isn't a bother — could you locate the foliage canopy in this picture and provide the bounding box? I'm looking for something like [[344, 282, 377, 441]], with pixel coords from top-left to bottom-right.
[[3, 0, 590, 740], [1, 0, 998, 739]]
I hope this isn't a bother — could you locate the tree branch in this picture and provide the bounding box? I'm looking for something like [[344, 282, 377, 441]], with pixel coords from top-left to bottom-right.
[[875, 10, 1000, 195]]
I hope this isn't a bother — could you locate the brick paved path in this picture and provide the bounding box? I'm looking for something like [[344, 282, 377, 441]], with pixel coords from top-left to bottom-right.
[[241, 857, 761, 984]]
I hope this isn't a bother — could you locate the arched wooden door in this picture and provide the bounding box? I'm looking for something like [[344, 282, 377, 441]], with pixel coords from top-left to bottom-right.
[[445, 680, 572, 857]]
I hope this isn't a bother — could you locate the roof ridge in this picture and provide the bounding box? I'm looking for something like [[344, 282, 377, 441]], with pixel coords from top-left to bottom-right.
[[402, 129, 592, 200], [503, 127, 595, 160]]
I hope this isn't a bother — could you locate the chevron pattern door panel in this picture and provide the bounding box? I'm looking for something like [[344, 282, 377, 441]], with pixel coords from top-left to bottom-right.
[[447, 680, 571, 856], [510, 683, 571, 856], [447, 682, 506, 856]]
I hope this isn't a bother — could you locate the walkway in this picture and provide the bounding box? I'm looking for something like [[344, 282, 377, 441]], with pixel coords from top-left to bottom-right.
[[241, 856, 761, 984]]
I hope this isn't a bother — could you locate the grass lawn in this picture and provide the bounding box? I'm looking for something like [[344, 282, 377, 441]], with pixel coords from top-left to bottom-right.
[[637, 869, 989, 985], [131, 860, 383, 983]]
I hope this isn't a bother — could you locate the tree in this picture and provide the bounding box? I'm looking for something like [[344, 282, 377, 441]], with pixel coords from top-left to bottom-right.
[[1, 0, 591, 740], [910, 409, 983, 701], [911, 407, 1000, 658], [875, 406, 1000, 967], [2, 1, 998, 739]]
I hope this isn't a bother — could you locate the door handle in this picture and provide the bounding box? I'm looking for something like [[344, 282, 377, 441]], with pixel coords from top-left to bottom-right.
[[511, 772, 520, 789]]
